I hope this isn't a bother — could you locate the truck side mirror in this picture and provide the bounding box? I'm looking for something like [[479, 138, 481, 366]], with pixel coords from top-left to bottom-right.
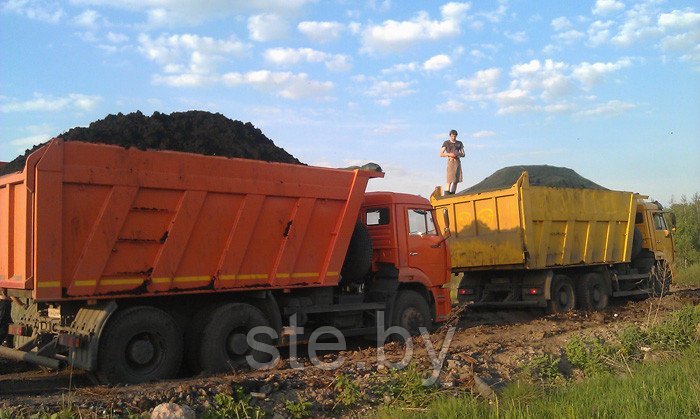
[[442, 209, 451, 238]]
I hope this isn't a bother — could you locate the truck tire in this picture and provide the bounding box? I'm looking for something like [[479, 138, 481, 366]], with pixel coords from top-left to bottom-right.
[[184, 303, 223, 373], [0, 299, 10, 346], [651, 261, 671, 297], [392, 290, 432, 335], [547, 275, 576, 313], [199, 303, 273, 372], [96, 306, 183, 384], [631, 227, 643, 259], [576, 273, 609, 311], [340, 222, 373, 283]]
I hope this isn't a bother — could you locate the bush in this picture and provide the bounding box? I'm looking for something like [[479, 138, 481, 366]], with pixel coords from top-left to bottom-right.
[[524, 354, 561, 382], [647, 304, 700, 351]]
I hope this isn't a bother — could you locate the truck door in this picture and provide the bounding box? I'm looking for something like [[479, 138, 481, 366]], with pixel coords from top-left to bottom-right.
[[406, 208, 448, 284], [651, 211, 674, 263]]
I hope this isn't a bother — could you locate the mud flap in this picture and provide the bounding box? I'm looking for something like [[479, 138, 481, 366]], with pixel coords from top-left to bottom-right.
[[68, 300, 118, 371]]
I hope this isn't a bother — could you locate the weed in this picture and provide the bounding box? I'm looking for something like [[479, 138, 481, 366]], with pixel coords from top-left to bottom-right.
[[202, 387, 267, 418], [618, 325, 647, 359], [565, 334, 613, 375], [373, 364, 440, 408], [333, 374, 363, 410], [284, 399, 312, 418], [647, 304, 700, 351], [524, 354, 561, 382]]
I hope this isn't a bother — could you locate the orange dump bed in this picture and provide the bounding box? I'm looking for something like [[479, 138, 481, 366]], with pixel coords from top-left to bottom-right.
[[0, 139, 382, 302]]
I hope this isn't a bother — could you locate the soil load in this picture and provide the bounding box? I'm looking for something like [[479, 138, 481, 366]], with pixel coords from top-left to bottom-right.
[[460, 164, 607, 195], [0, 110, 302, 176]]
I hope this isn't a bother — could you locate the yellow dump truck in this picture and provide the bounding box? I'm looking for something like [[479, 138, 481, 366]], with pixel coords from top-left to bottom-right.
[[430, 172, 675, 312]]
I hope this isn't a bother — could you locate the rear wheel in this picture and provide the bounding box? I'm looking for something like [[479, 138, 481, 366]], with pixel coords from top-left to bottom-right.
[[392, 290, 432, 335], [198, 303, 272, 373], [576, 273, 609, 311], [548, 275, 576, 313], [97, 306, 183, 384]]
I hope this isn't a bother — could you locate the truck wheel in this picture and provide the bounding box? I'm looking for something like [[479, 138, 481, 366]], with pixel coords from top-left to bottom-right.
[[184, 303, 222, 373], [651, 261, 671, 297], [199, 303, 272, 372], [576, 273, 609, 311], [392, 290, 432, 335], [547, 275, 576, 313], [97, 306, 183, 384], [341, 222, 373, 283]]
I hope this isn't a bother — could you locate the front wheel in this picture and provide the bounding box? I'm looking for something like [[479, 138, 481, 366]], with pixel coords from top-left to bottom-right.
[[97, 306, 183, 384], [392, 290, 432, 335], [547, 275, 576, 313]]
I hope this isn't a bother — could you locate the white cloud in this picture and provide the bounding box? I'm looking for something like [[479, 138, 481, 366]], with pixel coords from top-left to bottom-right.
[[587, 20, 614, 46], [593, 0, 625, 16], [509, 59, 575, 101], [361, 2, 471, 52], [3, 0, 64, 23], [554, 30, 585, 44], [248, 14, 289, 42], [263, 47, 352, 71], [496, 104, 541, 115], [576, 100, 636, 117], [382, 62, 419, 73], [365, 80, 416, 105], [1, 93, 101, 112], [610, 2, 663, 47], [457, 68, 502, 97], [423, 54, 452, 71], [472, 130, 497, 138], [73, 9, 100, 27], [107, 32, 128, 43], [504, 31, 528, 43], [222, 71, 333, 99], [297, 21, 344, 42], [138, 33, 248, 76], [551, 16, 572, 31], [10, 134, 51, 148], [496, 88, 534, 106], [438, 99, 467, 112], [658, 9, 700, 30], [70, 0, 313, 26], [571, 59, 631, 87]]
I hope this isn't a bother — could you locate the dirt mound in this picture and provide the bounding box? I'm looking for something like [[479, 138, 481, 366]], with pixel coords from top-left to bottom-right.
[[0, 111, 302, 176], [460, 165, 607, 195]]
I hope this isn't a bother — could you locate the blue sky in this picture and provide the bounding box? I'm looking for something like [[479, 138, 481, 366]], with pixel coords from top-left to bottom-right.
[[1, 0, 698, 203]]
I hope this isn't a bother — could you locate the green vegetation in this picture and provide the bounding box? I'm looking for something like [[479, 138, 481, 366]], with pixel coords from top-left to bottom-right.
[[378, 305, 700, 418], [333, 374, 363, 410], [202, 387, 267, 419], [372, 364, 440, 408], [284, 399, 312, 418], [669, 194, 700, 284]]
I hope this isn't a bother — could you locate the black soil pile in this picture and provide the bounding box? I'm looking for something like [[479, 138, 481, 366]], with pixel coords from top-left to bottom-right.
[[459, 165, 607, 195], [0, 111, 302, 175]]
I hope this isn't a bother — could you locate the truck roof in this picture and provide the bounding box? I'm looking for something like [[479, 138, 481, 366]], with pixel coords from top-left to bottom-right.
[[364, 191, 431, 207]]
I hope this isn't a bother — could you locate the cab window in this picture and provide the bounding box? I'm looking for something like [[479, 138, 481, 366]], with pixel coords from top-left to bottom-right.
[[408, 209, 437, 235], [366, 208, 390, 226], [652, 213, 667, 230]]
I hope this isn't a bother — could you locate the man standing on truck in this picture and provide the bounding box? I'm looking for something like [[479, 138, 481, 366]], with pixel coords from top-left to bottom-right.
[[440, 129, 465, 195]]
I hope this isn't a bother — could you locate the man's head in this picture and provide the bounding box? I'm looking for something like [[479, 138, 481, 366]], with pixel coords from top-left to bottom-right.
[[449, 129, 458, 140]]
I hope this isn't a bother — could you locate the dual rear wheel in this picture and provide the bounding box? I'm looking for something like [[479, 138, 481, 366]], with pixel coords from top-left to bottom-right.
[[548, 273, 609, 313]]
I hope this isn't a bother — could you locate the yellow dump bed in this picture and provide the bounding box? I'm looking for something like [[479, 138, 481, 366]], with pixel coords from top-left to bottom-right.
[[430, 172, 637, 271]]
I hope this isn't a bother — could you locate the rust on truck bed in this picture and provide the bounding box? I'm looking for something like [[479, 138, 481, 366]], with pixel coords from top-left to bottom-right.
[[0, 139, 383, 301]]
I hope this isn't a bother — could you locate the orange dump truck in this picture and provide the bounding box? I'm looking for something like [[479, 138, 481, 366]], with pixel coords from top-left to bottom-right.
[[0, 139, 451, 382]]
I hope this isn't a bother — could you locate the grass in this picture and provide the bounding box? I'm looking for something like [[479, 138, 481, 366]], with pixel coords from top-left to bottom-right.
[[379, 346, 700, 418], [674, 262, 700, 286], [378, 305, 700, 418]]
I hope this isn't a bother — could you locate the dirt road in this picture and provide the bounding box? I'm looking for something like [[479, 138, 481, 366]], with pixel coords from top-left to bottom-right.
[[1, 287, 697, 417]]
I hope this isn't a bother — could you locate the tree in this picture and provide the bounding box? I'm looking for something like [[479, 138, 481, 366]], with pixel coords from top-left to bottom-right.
[[669, 193, 700, 266]]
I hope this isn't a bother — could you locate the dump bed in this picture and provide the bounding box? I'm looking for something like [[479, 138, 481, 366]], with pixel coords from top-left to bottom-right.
[[0, 139, 382, 301], [431, 172, 637, 271]]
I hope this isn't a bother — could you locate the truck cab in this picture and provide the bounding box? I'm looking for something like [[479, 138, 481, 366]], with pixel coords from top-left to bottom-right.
[[362, 192, 452, 323], [635, 201, 675, 264]]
